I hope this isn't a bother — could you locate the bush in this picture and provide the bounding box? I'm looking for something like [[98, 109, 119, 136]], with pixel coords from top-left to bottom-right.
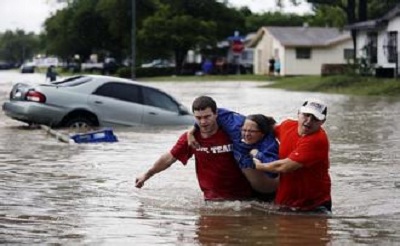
[[116, 67, 132, 78], [116, 67, 176, 78], [321, 64, 352, 76], [181, 63, 202, 75], [375, 67, 395, 78], [115, 63, 254, 78]]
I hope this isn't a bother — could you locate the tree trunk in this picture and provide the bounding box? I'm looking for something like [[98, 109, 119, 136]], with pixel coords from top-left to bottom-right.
[[174, 48, 188, 75], [358, 0, 368, 22], [346, 0, 357, 61], [346, 0, 357, 24]]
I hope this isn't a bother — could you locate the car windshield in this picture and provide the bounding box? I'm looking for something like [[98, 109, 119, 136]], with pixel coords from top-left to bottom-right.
[[52, 76, 92, 87]]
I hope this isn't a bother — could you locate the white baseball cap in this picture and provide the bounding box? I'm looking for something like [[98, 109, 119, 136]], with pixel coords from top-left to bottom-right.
[[299, 98, 327, 121]]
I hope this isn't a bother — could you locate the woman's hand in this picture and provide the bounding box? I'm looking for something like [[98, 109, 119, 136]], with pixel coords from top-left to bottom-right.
[[187, 126, 200, 149], [250, 149, 259, 157]]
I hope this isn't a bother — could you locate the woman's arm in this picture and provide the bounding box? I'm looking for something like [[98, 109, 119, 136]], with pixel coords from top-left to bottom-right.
[[216, 108, 245, 143], [187, 108, 244, 148], [251, 134, 279, 163], [248, 134, 279, 177]]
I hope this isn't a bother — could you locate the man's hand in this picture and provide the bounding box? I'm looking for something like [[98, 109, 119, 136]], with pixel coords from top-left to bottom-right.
[[135, 153, 176, 189], [135, 173, 149, 188], [253, 158, 263, 170]]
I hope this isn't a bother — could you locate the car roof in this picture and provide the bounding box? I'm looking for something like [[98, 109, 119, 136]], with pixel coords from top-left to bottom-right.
[[80, 74, 141, 84], [51, 74, 175, 98]]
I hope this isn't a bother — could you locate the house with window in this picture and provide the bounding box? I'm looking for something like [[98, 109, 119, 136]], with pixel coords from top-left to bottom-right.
[[248, 26, 353, 76], [346, 3, 400, 77]]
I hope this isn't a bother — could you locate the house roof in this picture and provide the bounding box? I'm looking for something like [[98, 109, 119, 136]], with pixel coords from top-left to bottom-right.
[[248, 26, 351, 48], [346, 3, 400, 31], [382, 3, 400, 20]]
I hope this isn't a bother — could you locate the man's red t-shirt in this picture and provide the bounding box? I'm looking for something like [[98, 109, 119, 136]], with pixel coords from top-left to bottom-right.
[[274, 119, 331, 211], [170, 129, 253, 201]]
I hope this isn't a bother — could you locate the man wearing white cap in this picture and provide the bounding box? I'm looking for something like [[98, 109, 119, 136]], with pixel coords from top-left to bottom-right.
[[252, 98, 332, 213]]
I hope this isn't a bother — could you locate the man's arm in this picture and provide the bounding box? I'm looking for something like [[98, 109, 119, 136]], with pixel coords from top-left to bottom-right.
[[253, 157, 302, 173], [135, 152, 177, 188]]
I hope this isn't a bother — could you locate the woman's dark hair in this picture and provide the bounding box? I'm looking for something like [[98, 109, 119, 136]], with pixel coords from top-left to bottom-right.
[[246, 114, 276, 135]]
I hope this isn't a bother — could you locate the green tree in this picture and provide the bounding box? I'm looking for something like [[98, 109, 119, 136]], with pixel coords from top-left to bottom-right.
[[0, 30, 40, 63], [277, 0, 399, 25], [138, 0, 247, 72], [308, 4, 346, 27], [245, 11, 314, 32], [96, 0, 158, 61], [44, 8, 75, 60], [139, 4, 217, 72], [159, 0, 245, 39], [44, 0, 158, 63], [368, 0, 399, 19], [44, 0, 110, 62]]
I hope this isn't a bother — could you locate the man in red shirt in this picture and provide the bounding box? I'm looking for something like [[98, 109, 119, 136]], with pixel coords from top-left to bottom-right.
[[253, 98, 332, 212], [135, 96, 253, 201]]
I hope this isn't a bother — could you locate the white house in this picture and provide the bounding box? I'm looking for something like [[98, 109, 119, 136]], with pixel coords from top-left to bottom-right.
[[248, 26, 353, 76], [346, 3, 400, 77]]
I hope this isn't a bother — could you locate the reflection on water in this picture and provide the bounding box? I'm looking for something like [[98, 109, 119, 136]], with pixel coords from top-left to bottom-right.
[[1, 70, 400, 244]]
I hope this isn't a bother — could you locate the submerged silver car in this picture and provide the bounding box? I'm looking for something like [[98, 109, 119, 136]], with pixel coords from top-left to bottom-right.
[[2, 75, 194, 128]]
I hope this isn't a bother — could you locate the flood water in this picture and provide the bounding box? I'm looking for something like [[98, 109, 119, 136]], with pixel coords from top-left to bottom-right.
[[1, 70, 400, 245]]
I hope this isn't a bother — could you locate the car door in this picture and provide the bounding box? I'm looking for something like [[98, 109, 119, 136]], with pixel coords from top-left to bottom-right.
[[88, 82, 144, 126], [141, 86, 191, 125]]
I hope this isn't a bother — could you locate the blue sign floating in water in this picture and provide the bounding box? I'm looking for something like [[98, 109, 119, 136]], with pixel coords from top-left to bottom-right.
[[70, 128, 118, 143]]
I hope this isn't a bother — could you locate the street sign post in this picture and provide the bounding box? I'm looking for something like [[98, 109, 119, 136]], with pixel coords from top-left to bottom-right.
[[229, 31, 245, 75]]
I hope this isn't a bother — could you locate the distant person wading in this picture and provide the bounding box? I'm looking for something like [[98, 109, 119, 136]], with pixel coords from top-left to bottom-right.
[[46, 65, 57, 82]]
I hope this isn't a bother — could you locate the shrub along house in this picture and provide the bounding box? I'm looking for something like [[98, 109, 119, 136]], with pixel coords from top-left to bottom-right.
[[346, 3, 400, 78], [248, 25, 353, 76]]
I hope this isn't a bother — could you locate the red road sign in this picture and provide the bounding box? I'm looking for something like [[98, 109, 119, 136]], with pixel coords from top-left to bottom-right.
[[232, 40, 244, 53]]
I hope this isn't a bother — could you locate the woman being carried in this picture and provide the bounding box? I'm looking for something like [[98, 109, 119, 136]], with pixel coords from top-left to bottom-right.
[[189, 108, 279, 197]]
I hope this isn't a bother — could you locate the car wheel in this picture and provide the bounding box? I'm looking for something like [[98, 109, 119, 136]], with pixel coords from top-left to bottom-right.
[[64, 117, 96, 132]]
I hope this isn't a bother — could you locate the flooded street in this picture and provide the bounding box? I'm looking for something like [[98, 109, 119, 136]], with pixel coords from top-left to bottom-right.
[[1, 70, 400, 245]]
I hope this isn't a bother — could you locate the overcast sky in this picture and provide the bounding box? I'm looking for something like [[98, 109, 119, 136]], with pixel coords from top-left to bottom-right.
[[0, 0, 312, 34]]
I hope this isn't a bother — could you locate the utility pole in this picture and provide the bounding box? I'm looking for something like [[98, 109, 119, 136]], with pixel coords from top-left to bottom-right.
[[395, 49, 398, 79], [131, 0, 136, 80]]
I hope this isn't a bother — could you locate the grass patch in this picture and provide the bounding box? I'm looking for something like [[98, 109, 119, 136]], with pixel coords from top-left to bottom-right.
[[264, 75, 400, 97]]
